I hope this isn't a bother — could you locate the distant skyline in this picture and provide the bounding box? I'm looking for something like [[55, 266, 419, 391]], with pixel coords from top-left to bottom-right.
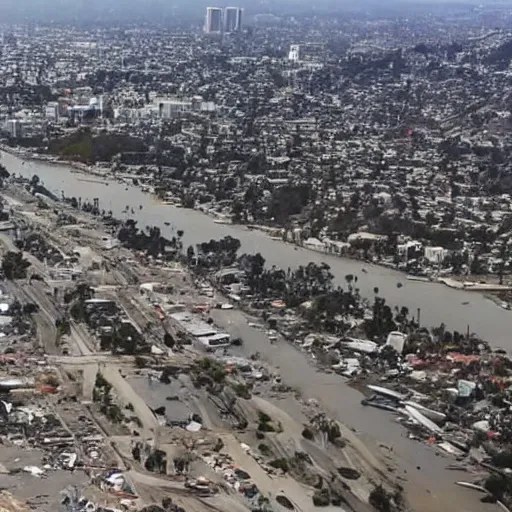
[[0, 0, 495, 24]]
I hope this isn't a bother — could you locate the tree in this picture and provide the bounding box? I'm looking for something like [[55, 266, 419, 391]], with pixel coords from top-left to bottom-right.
[[2, 251, 30, 279], [484, 473, 509, 501], [364, 297, 397, 339], [111, 322, 142, 355], [267, 184, 313, 223], [239, 253, 265, 277], [30, 174, 40, 187], [425, 211, 436, 226], [0, 164, 9, 179], [232, 200, 245, 223], [470, 254, 485, 275], [197, 236, 241, 268]]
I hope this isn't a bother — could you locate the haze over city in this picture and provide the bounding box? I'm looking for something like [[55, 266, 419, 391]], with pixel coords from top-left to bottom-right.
[[0, 0, 494, 23]]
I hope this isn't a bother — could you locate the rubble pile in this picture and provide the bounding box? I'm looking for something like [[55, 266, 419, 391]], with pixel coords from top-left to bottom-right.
[[139, 503, 187, 512], [56, 213, 78, 228], [0, 296, 39, 341], [0, 373, 118, 480], [61, 486, 185, 512], [98, 470, 137, 498], [59, 402, 116, 467], [60, 485, 138, 512], [202, 451, 262, 505]]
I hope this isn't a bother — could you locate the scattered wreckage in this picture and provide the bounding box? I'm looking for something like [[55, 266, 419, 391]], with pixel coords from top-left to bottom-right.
[[338, 330, 512, 507]]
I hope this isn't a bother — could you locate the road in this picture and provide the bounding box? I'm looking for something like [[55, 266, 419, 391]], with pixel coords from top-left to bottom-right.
[[129, 473, 251, 512], [101, 364, 159, 439], [23, 281, 94, 356], [0, 229, 95, 356]]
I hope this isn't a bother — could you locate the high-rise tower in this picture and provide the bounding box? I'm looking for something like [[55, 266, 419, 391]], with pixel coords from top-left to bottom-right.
[[224, 7, 243, 33], [205, 7, 223, 34]]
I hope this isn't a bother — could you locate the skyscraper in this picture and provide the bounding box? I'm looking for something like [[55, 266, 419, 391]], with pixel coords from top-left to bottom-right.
[[205, 7, 223, 34], [236, 8, 243, 32], [224, 7, 243, 33]]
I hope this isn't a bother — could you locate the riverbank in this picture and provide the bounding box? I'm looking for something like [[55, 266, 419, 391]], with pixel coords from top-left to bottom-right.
[[5, 149, 512, 346], [0, 145, 448, 281], [5, 145, 509, 299], [0, 144, 112, 179], [438, 276, 512, 292]]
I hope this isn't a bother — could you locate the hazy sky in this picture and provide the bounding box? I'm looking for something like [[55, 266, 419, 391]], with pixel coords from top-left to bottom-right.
[[0, 0, 486, 23]]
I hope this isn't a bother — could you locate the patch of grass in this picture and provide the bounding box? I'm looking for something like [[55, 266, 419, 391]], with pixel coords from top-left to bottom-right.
[[196, 357, 226, 384], [312, 488, 330, 507], [131, 416, 143, 428], [369, 485, 392, 512], [258, 411, 272, 423], [327, 422, 341, 443], [258, 443, 272, 456], [212, 367, 226, 383], [101, 403, 123, 424], [257, 410, 276, 432], [268, 458, 289, 473], [258, 421, 275, 432], [198, 357, 213, 369], [233, 383, 252, 399], [302, 427, 314, 440], [135, 356, 147, 368]]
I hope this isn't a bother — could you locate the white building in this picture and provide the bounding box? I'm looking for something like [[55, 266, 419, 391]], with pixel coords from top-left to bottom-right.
[[224, 7, 243, 33], [159, 100, 192, 118], [424, 246, 447, 264], [45, 102, 59, 121], [4, 119, 22, 138], [397, 240, 423, 261], [205, 7, 223, 33], [289, 44, 302, 62]]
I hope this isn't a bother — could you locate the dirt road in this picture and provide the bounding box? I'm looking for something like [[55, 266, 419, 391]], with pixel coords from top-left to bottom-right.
[[102, 364, 159, 438]]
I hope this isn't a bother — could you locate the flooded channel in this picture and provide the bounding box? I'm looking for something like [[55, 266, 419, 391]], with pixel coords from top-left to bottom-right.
[[1, 150, 503, 511], [3, 150, 512, 347]]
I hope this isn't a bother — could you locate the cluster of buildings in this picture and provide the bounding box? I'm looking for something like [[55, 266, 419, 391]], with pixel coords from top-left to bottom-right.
[[3, 8, 512, 280], [168, 310, 231, 351]]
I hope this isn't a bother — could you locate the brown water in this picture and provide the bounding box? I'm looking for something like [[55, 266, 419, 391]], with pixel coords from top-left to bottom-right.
[[4, 150, 512, 347], [211, 308, 498, 512], [3, 150, 501, 510]]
